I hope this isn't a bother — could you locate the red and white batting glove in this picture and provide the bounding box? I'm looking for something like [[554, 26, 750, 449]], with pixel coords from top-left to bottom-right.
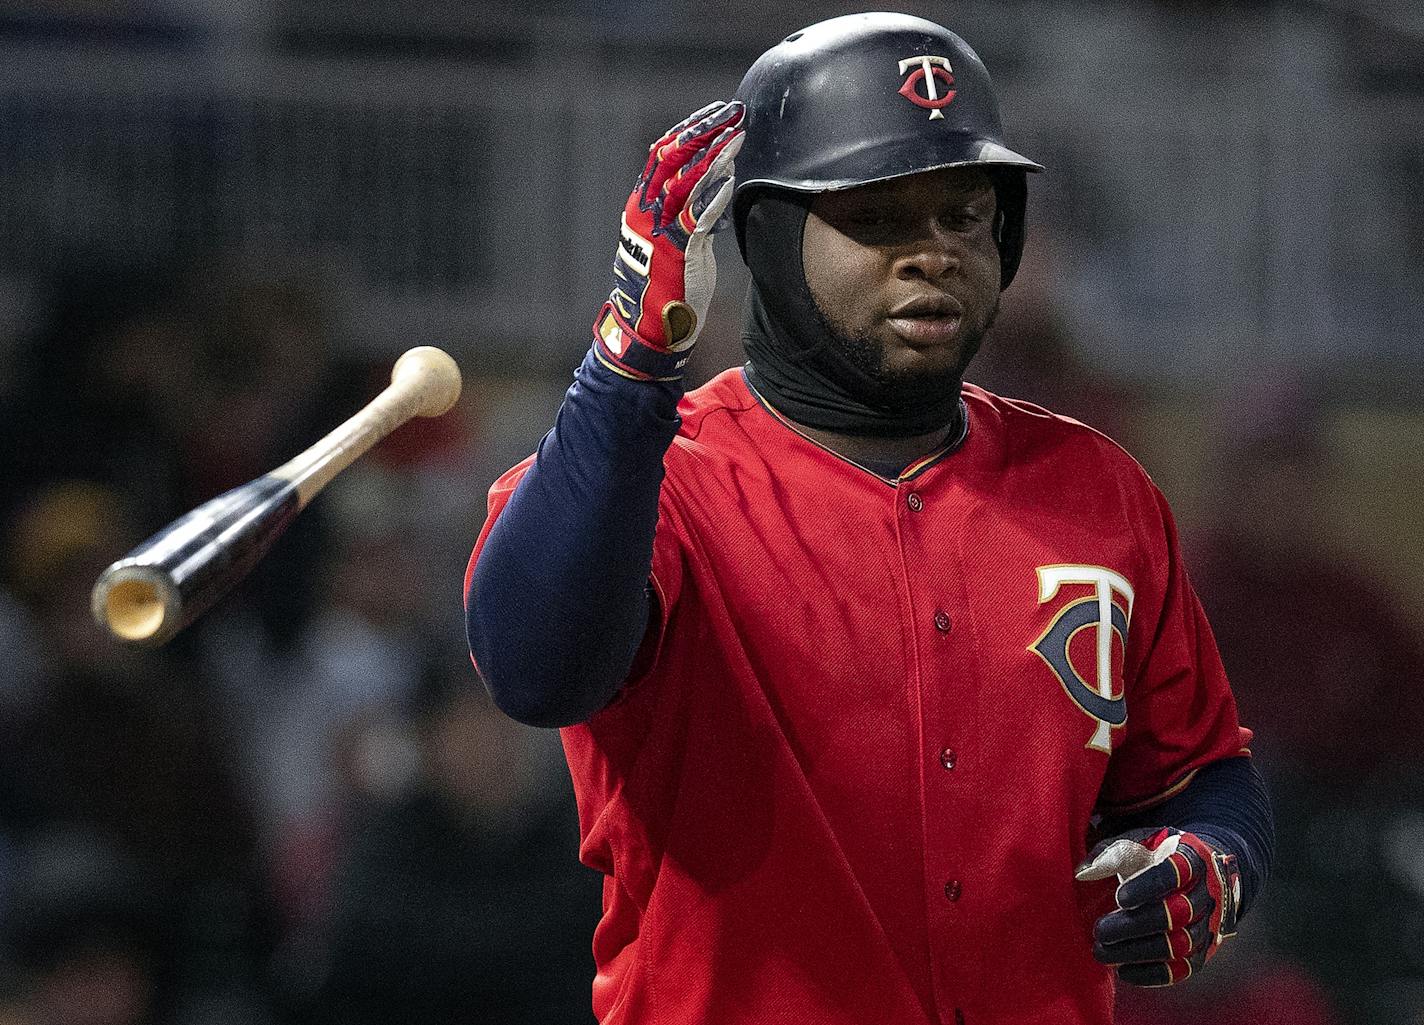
[[1076, 826, 1241, 987], [592, 100, 745, 382]]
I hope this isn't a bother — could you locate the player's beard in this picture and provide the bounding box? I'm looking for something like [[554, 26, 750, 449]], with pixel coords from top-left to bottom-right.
[[815, 296, 998, 405]]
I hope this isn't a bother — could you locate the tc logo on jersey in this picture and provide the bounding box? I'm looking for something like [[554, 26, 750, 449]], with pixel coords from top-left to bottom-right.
[[1030, 566, 1135, 754], [896, 56, 956, 119]]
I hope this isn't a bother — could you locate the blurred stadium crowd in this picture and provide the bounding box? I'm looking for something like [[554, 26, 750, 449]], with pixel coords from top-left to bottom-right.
[[1, 1, 1423, 1024], [0, 261, 600, 1024]]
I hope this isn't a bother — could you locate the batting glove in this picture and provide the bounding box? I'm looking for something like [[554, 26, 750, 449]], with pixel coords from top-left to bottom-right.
[[1075, 826, 1241, 987], [592, 100, 745, 382]]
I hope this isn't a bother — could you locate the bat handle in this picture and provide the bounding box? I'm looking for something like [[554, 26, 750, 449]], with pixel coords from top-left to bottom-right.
[[277, 346, 464, 507], [392, 345, 463, 419]]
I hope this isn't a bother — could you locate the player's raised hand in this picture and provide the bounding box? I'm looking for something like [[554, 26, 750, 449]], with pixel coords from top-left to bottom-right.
[[592, 100, 745, 382], [1075, 826, 1241, 987]]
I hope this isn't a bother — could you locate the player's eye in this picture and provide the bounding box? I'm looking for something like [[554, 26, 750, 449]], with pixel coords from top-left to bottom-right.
[[939, 209, 984, 231], [839, 208, 908, 240]]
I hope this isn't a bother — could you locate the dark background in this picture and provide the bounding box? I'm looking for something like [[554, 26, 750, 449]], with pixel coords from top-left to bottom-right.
[[1, 1, 1421, 1022]]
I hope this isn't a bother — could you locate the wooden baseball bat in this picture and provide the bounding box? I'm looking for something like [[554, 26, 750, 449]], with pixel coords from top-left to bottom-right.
[[91, 345, 463, 647]]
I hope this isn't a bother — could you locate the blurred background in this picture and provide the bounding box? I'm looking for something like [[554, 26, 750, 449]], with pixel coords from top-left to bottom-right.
[[0, 0, 1420, 1022]]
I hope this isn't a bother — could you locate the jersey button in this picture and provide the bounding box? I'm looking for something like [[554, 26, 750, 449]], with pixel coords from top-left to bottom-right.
[[906, 492, 924, 512], [943, 879, 962, 902], [939, 747, 957, 770], [934, 610, 952, 633]]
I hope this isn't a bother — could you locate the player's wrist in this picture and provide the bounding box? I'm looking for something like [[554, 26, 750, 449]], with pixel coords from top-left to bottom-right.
[[592, 300, 696, 383]]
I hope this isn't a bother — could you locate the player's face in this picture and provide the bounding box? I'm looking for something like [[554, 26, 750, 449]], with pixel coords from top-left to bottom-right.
[[802, 168, 1001, 387]]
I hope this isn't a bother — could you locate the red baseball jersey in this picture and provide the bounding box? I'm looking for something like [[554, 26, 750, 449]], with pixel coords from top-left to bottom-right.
[[470, 369, 1251, 1025]]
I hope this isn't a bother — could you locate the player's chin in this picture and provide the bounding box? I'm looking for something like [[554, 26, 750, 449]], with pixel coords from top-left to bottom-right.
[[879, 332, 970, 379]]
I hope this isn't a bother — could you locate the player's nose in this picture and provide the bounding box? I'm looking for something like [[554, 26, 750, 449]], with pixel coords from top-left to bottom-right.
[[893, 222, 962, 281]]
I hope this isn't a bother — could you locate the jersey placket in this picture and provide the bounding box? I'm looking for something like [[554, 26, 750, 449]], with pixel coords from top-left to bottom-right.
[[891, 467, 986, 1023]]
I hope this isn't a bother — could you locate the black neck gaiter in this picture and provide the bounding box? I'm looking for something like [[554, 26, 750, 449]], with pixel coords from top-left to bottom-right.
[[740, 190, 967, 439]]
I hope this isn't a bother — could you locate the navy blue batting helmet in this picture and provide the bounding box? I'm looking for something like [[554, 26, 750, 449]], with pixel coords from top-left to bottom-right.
[[732, 12, 1043, 288]]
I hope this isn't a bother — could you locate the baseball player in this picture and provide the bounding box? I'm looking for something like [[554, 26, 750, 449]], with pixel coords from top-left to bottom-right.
[[465, 14, 1273, 1025]]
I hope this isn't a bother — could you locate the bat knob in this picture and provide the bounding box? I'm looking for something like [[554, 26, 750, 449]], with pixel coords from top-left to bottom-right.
[[91, 563, 181, 646], [392, 346, 463, 418]]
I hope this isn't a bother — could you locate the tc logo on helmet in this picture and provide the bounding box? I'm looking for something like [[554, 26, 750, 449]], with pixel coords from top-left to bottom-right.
[[896, 56, 956, 119]]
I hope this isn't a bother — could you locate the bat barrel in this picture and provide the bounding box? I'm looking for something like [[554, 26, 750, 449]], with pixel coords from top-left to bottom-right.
[[92, 476, 300, 646]]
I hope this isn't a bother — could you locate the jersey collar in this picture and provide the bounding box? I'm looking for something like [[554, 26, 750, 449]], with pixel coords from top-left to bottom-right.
[[741, 367, 970, 486]]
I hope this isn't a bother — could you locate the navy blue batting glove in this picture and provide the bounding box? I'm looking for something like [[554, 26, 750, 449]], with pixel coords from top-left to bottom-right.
[[1076, 826, 1241, 987]]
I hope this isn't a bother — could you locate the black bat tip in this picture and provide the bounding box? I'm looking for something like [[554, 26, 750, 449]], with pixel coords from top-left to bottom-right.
[[92, 562, 181, 646]]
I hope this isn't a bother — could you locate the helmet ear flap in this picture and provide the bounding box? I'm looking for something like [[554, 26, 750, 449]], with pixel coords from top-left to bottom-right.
[[735, 184, 815, 264], [733, 186, 759, 262], [989, 169, 1028, 290]]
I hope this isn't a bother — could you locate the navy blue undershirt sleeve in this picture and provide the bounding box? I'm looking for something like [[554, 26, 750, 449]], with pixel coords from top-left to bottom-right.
[[1107, 756, 1274, 916], [466, 349, 683, 728]]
